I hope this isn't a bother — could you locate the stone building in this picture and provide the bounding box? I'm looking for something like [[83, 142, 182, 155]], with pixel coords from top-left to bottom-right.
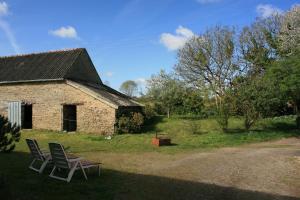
[[0, 48, 142, 134]]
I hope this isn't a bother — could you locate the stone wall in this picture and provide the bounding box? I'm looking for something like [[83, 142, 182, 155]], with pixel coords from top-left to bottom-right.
[[0, 81, 116, 135]]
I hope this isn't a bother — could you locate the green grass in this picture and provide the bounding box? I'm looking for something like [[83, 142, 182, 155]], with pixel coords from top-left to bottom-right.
[[12, 115, 300, 154], [0, 116, 299, 200]]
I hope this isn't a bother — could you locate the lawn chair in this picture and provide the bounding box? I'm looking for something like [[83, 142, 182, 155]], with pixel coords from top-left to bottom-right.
[[26, 138, 52, 174], [48, 142, 101, 182]]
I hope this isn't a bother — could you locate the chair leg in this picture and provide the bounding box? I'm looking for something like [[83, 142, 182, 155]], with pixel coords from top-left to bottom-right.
[[29, 159, 36, 170], [39, 157, 50, 174], [29, 159, 41, 173], [50, 166, 57, 177], [29, 158, 36, 168], [66, 162, 79, 183], [79, 162, 88, 180], [98, 165, 101, 176]]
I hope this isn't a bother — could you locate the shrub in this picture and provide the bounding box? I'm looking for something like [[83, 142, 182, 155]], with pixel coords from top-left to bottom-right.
[[131, 112, 144, 132], [143, 104, 157, 120], [0, 115, 21, 153], [116, 112, 145, 133], [117, 115, 131, 133], [216, 104, 230, 132], [244, 105, 259, 131]]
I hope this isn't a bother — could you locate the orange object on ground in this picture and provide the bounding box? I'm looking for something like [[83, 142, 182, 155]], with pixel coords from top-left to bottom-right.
[[152, 137, 171, 147]]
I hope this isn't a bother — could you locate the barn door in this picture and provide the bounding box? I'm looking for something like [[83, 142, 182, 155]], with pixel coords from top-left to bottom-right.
[[8, 101, 22, 127], [63, 105, 77, 132]]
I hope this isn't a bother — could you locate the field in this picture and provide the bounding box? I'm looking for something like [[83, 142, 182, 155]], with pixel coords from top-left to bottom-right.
[[0, 116, 299, 200]]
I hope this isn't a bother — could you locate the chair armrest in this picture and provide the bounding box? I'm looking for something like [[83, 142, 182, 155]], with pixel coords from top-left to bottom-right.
[[67, 153, 79, 159], [68, 157, 83, 162]]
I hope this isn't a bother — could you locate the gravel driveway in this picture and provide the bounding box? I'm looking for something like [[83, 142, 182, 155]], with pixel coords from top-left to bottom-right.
[[89, 138, 300, 200]]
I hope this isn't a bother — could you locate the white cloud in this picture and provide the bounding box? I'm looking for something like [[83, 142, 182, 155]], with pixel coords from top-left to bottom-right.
[[196, 0, 220, 4], [160, 26, 195, 51], [105, 71, 113, 77], [0, 19, 20, 53], [256, 4, 283, 18], [0, 2, 8, 16], [49, 26, 78, 39], [0, 2, 20, 53]]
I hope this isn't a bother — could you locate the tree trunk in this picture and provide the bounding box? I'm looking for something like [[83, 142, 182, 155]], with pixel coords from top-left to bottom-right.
[[215, 96, 219, 110], [167, 108, 170, 118]]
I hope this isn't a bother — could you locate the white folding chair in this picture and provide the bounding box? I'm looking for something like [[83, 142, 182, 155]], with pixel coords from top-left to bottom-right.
[[48, 142, 101, 182], [26, 138, 52, 174]]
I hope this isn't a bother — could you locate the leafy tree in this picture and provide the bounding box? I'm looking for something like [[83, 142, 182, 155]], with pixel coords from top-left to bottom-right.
[[182, 89, 204, 115], [231, 77, 283, 130], [239, 14, 282, 76], [0, 115, 21, 153], [119, 80, 138, 97], [267, 54, 300, 128], [263, 5, 300, 128], [146, 70, 203, 117], [147, 70, 185, 118], [216, 94, 231, 132]]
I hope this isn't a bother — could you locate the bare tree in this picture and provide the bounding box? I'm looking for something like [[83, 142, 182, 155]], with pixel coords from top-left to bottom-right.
[[175, 26, 239, 109], [120, 80, 138, 97]]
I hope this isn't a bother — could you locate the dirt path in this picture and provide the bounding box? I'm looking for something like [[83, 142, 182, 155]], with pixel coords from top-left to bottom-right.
[[87, 138, 300, 199]]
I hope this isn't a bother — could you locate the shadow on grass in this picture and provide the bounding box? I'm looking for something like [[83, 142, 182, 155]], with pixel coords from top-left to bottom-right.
[[143, 116, 164, 132], [225, 120, 300, 135], [171, 115, 204, 121], [1, 151, 299, 200], [264, 121, 297, 132]]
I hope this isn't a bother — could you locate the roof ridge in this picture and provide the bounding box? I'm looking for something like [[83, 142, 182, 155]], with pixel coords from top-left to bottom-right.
[[0, 48, 85, 59]]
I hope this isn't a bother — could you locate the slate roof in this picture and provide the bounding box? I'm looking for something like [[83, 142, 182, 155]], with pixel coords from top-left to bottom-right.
[[0, 48, 142, 108], [67, 80, 143, 108], [0, 48, 102, 84]]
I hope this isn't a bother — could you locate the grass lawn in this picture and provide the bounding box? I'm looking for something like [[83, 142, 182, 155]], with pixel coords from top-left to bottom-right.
[[13, 115, 300, 154], [0, 116, 299, 199]]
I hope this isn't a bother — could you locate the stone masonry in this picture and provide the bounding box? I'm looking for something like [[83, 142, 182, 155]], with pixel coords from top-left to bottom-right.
[[0, 81, 116, 135]]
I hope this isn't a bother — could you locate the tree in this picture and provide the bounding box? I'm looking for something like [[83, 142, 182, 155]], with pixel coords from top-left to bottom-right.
[[264, 5, 300, 128], [119, 80, 138, 97], [279, 5, 300, 56], [267, 53, 300, 128], [231, 76, 283, 130], [175, 26, 239, 130], [239, 14, 282, 76], [147, 70, 186, 118], [0, 115, 21, 153], [182, 89, 204, 115]]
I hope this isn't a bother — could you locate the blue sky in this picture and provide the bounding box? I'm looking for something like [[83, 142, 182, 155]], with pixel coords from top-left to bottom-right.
[[0, 0, 297, 92]]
